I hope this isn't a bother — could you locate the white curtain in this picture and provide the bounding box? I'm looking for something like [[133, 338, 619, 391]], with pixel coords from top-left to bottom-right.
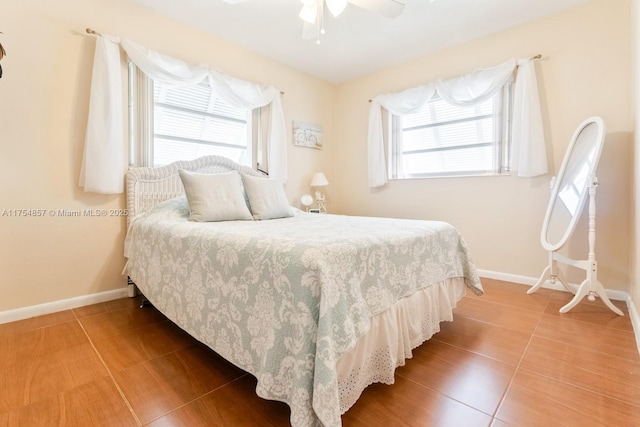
[[79, 35, 125, 194], [512, 59, 547, 177], [80, 36, 287, 194], [367, 58, 547, 188]]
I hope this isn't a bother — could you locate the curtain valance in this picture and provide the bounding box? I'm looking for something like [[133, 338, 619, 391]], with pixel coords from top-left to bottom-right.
[[368, 58, 547, 188], [80, 35, 287, 194]]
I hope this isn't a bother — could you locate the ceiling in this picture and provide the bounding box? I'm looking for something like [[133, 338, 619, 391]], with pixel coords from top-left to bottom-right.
[[130, 0, 588, 83]]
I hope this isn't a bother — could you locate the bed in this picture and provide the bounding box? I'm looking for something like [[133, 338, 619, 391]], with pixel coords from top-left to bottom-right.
[[124, 155, 483, 427]]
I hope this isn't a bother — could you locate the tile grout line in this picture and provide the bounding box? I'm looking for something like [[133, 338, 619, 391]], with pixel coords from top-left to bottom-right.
[[429, 299, 525, 364], [395, 373, 497, 420], [525, 322, 639, 359], [72, 308, 144, 427], [515, 363, 640, 411], [485, 289, 551, 423], [144, 373, 251, 424], [426, 294, 541, 423], [531, 307, 639, 363], [394, 344, 501, 420], [460, 286, 640, 421], [519, 302, 640, 411], [0, 310, 76, 339], [73, 304, 245, 426]]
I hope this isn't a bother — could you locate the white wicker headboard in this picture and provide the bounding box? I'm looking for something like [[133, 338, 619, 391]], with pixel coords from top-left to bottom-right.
[[126, 155, 264, 227]]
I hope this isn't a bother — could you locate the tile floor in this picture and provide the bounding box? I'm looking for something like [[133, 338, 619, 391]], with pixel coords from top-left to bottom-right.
[[0, 278, 638, 426]]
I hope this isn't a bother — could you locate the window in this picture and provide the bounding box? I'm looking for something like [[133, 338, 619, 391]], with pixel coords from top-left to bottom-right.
[[153, 82, 250, 166], [390, 83, 512, 178], [129, 64, 265, 169]]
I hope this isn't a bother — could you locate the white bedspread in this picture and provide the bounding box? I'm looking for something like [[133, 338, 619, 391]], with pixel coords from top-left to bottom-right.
[[125, 197, 482, 427]]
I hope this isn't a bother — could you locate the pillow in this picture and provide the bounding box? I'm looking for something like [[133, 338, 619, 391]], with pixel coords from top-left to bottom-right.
[[178, 170, 253, 222], [241, 174, 293, 220]]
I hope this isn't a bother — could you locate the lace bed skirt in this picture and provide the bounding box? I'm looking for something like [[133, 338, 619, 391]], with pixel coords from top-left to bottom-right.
[[337, 277, 466, 413]]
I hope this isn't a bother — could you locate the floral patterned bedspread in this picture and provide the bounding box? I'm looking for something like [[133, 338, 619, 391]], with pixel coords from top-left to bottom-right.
[[125, 197, 482, 427]]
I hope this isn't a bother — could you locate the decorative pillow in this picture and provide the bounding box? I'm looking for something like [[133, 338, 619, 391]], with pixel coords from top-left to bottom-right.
[[178, 170, 253, 222], [241, 174, 293, 220]]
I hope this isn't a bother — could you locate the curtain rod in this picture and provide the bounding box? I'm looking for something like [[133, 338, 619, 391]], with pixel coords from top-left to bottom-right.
[[367, 54, 542, 102], [84, 28, 284, 95]]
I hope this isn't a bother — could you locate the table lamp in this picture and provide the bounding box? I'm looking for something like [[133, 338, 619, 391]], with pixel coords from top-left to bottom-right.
[[310, 172, 329, 213]]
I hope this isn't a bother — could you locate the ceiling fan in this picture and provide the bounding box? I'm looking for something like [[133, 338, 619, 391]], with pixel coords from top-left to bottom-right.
[[222, 0, 405, 44]]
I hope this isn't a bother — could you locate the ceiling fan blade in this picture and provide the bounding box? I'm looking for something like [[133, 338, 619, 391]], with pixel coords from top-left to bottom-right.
[[347, 0, 405, 19]]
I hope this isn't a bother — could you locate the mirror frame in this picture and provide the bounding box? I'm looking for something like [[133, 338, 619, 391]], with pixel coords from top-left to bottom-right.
[[540, 116, 605, 252]]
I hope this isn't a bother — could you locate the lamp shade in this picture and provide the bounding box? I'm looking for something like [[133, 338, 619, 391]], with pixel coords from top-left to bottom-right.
[[310, 172, 329, 187]]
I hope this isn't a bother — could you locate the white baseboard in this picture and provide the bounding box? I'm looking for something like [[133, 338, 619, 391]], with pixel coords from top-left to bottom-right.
[[479, 269, 639, 355], [628, 299, 640, 356], [477, 269, 629, 302], [2, 271, 639, 355], [0, 287, 130, 325], [477, 269, 539, 287]]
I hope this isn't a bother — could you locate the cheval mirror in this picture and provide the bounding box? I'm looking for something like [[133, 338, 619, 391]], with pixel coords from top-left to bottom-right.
[[527, 116, 623, 315]]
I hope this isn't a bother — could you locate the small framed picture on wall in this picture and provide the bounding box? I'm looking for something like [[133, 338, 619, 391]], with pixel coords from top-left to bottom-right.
[[293, 121, 322, 149]]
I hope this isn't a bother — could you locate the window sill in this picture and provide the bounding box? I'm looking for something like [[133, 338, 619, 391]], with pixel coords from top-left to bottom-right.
[[391, 171, 511, 180]]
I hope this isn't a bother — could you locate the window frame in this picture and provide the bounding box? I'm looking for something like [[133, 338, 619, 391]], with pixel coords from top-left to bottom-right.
[[128, 62, 266, 171], [389, 81, 513, 180]]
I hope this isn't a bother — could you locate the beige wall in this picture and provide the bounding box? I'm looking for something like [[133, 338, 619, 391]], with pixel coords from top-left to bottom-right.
[[333, 0, 633, 291], [0, 0, 336, 312], [0, 0, 635, 314]]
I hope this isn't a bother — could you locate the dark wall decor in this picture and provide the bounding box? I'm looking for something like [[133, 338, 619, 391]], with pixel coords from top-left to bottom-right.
[[0, 32, 5, 78]]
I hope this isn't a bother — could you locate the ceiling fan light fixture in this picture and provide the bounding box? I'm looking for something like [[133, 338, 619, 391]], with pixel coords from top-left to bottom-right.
[[299, 3, 318, 24], [326, 0, 348, 17]]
